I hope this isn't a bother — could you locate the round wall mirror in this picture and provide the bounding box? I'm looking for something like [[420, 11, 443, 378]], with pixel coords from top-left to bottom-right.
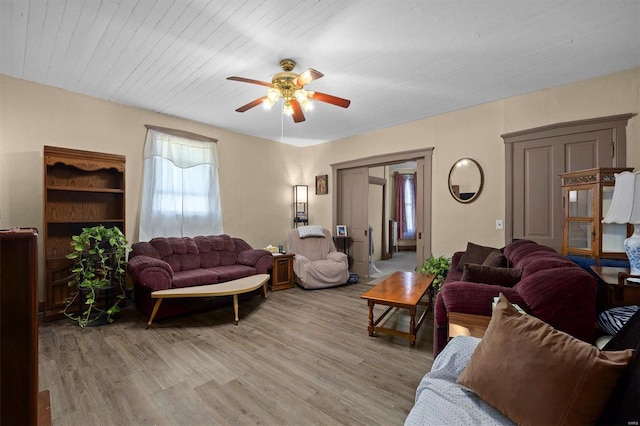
[[448, 158, 484, 203]]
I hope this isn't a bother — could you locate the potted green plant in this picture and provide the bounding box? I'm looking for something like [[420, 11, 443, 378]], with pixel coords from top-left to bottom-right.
[[63, 225, 129, 327], [417, 255, 451, 294]]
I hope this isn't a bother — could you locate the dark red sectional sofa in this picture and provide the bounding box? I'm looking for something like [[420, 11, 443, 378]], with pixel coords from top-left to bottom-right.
[[127, 234, 273, 321], [434, 239, 597, 356]]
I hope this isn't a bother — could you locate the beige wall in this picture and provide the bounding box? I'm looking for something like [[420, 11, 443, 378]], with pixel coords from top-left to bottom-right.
[[1, 67, 639, 300], [0, 74, 300, 300], [304, 67, 640, 258]]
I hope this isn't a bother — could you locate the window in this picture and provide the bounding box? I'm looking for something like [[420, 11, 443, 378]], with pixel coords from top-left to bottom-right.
[[139, 127, 223, 240], [395, 173, 416, 239]]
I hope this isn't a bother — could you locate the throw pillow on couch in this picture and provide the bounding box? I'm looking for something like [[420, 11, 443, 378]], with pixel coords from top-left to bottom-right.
[[456, 242, 503, 271], [460, 263, 522, 287], [457, 294, 634, 425]]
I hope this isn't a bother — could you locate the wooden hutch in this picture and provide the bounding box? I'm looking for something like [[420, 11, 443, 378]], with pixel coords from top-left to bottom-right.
[[560, 167, 632, 264]]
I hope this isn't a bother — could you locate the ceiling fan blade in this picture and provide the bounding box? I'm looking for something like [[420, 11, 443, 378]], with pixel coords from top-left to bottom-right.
[[309, 91, 351, 108], [292, 68, 324, 87], [236, 97, 267, 112], [227, 76, 271, 87], [290, 100, 305, 123]]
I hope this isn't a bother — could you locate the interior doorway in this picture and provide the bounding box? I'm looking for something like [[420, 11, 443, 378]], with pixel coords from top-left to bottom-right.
[[368, 162, 418, 278], [332, 149, 433, 278]]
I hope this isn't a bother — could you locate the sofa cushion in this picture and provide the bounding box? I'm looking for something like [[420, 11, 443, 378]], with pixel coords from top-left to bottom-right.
[[456, 242, 500, 272], [514, 267, 597, 344], [195, 235, 224, 268], [520, 256, 577, 277], [171, 269, 219, 288], [212, 264, 257, 281], [460, 263, 522, 287], [482, 250, 508, 268], [441, 282, 524, 317], [504, 241, 557, 270], [149, 237, 200, 271], [220, 236, 237, 265], [501, 239, 538, 263], [457, 294, 633, 426]]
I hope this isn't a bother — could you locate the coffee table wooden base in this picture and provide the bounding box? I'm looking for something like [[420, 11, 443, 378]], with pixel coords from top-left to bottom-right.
[[361, 271, 435, 346], [147, 274, 270, 328], [366, 300, 431, 346]]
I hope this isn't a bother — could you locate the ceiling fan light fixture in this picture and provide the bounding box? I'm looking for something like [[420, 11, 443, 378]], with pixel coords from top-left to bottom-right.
[[294, 89, 313, 112], [262, 97, 275, 110], [294, 89, 308, 102], [301, 99, 313, 112], [267, 88, 280, 102], [228, 59, 350, 123]]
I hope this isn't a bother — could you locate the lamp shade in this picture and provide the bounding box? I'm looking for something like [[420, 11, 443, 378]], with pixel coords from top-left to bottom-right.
[[294, 185, 308, 203], [602, 171, 640, 225]]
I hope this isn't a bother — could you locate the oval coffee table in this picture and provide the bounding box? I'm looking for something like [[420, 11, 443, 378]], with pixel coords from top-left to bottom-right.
[[146, 273, 270, 328]]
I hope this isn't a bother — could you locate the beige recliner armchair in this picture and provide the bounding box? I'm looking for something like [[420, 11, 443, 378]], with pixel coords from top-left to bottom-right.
[[287, 226, 349, 289]]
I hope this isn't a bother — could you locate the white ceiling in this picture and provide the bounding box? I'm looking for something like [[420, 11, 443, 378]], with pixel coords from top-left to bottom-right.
[[2, 1, 639, 147]]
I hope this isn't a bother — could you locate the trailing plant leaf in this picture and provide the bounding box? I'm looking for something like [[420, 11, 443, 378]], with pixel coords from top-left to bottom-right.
[[62, 225, 130, 327], [417, 255, 451, 294]]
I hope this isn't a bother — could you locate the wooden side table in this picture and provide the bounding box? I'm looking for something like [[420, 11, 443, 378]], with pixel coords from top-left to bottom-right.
[[448, 312, 491, 339], [270, 253, 295, 291], [333, 236, 353, 269], [590, 266, 640, 307]]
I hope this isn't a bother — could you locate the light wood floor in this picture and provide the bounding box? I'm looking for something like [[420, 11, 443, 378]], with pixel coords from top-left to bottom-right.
[[39, 279, 434, 425]]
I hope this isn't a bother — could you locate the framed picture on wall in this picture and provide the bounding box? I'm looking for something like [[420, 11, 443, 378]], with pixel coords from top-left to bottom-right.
[[336, 225, 347, 237], [316, 174, 328, 195]]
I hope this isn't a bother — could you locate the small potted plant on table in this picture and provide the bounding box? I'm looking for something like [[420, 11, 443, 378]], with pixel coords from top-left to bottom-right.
[[63, 225, 129, 327], [417, 255, 451, 294]]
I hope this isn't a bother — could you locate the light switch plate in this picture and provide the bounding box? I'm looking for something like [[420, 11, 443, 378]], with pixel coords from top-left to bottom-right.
[[496, 220, 503, 230]]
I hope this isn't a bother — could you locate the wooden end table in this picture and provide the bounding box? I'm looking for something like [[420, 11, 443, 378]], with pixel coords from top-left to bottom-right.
[[590, 266, 640, 307], [270, 253, 295, 291], [360, 271, 434, 346], [448, 312, 491, 339]]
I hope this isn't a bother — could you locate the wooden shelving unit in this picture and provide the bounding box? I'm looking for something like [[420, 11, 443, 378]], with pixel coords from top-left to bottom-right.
[[43, 146, 126, 321], [560, 167, 632, 264]]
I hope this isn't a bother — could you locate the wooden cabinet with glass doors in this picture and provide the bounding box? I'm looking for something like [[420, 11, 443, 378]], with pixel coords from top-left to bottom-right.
[[561, 167, 632, 263]]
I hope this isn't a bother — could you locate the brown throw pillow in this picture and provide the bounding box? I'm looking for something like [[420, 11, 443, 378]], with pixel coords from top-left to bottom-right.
[[461, 263, 522, 287], [457, 293, 634, 426], [456, 242, 499, 271], [482, 249, 508, 268]]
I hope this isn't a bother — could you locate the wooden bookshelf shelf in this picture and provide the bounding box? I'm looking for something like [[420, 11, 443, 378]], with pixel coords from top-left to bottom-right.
[[43, 146, 126, 321]]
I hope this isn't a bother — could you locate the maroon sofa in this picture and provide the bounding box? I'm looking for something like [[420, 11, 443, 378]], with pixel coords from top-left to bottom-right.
[[127, 234, 273, 321], [433, 239, 597, 356]]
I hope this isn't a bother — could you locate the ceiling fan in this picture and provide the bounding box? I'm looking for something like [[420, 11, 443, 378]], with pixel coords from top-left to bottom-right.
[[227, 59, 351, 123]]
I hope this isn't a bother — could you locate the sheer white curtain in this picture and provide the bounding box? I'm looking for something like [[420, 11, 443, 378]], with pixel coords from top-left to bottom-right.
[[139, 129, 223, 241], [394, 173, 416, 240], [403, 174, 416, 239]]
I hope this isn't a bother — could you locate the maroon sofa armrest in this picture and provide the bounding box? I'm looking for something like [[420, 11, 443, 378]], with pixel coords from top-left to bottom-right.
[[441, 281, 524, 316], [237, 249, 274, 274], [127, 255, 173, 291]]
